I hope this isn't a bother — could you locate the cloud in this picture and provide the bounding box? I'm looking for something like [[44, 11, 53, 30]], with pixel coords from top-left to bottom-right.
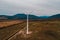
[[0, 0, 60, 16]]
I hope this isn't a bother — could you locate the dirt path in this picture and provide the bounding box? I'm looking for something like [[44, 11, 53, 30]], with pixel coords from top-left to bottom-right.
[[8, 27, 26, 40]]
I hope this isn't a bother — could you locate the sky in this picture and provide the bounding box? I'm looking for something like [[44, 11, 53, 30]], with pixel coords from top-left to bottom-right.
[[0, 0, 60, 16]]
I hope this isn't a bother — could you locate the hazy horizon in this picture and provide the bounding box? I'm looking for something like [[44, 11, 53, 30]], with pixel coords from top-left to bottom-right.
[[0, 13, 58, 17], [0, 0, 60, 16]]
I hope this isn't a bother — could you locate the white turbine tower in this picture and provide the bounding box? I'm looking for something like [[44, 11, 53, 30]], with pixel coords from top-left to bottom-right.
[[26, 11, 33, 34], [27, 13, 29, 34]]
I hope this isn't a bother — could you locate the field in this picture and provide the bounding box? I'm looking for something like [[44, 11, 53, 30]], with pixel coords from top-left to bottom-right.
[[0, 20, 23, 28], [11, 20, 60, 40], [0, 20, 60, 40], [0, 20, 26, 40]]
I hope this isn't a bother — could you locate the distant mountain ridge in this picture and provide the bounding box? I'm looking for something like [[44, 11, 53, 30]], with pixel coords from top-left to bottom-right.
[[0, 14, 60, 20], [0, 14, 48, 20], [49, 14, 60, 19]]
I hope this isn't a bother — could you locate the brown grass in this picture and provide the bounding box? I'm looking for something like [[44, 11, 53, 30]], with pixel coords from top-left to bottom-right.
[[0, 20, 26, 40], [0, 20, 23, 28], [11, 20, 60, 40], [0, 20, 60, 40]]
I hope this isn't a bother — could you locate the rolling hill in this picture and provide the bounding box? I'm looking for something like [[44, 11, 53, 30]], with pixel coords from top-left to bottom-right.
[[0, 14, 60, 20], [49, 14, 60, 19], [0, 14, 48, 20]]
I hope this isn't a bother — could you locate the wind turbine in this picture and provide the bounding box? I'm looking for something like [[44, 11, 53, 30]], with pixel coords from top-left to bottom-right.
[[26, 13, 29, 34], [26, 11, 33, 34]]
